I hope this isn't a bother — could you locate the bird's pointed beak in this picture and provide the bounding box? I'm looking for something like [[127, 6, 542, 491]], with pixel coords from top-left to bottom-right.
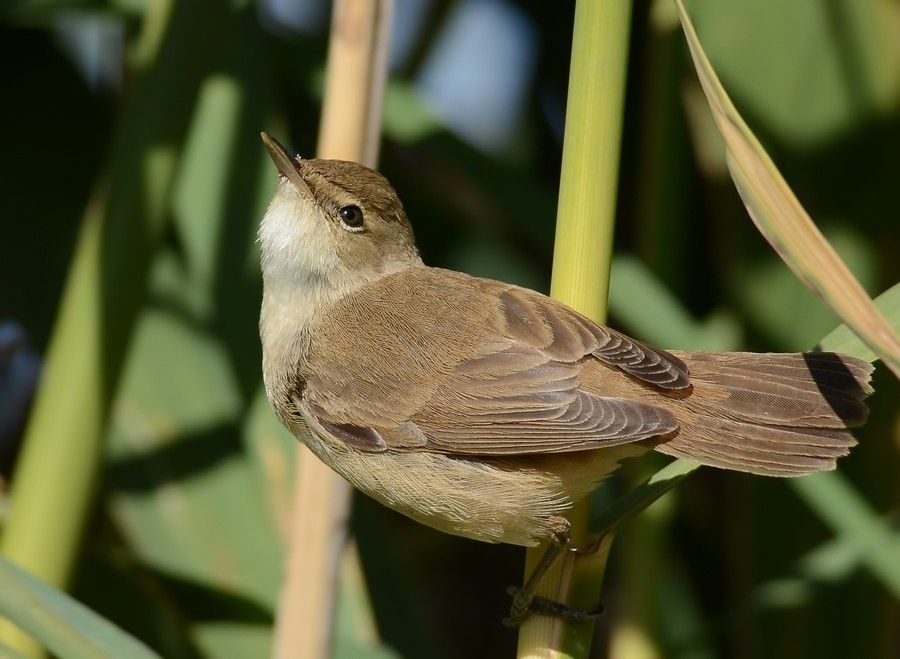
[[260, 132, 314, 198]]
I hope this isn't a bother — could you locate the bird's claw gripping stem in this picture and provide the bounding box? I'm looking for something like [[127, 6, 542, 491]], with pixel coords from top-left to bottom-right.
[[503, 586, 604, 627]]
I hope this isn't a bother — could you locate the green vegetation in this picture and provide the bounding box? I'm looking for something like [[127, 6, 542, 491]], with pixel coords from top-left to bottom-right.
[[0, 1, 897, 657]]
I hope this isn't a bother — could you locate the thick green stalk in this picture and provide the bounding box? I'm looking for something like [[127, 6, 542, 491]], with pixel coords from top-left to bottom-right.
[[0, 1, 228, 654], [517, 0, 633, 656]]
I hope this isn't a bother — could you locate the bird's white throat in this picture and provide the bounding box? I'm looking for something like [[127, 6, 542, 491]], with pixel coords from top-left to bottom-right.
[[258, 182, 342, 290], [258, 183, 346, 355]]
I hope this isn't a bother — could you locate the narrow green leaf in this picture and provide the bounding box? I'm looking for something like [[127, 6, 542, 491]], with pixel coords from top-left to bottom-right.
[[819, 281, 900, 358], [593, 459, 701, 535], [674, 0, 900, 378], [599, 273, 900, 607], [0, 557, 161, 659], [796, 283, 900, 597]]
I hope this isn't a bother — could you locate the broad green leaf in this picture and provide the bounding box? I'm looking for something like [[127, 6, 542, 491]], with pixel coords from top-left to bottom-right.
[[674, 0, 900, 378], [382, 83, 442, 144], [0, 639, 29, 659], [192, 624, 271, 659], [169, 73, 245, 320], [105, 14, 395, 654], [105, 30, 284, 656], [105, 65, 276, 605], [752, 516, 900, 611], [685, 0, 900, 147], [106, 308, 281, 611], [0, 556, 161, 659], [790, 472, 900, 598], [0, 2, 233, 643], [610, 254, 741, 351]]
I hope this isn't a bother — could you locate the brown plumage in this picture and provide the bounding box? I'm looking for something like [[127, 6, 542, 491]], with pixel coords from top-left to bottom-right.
[[258, 137, 874, 547]]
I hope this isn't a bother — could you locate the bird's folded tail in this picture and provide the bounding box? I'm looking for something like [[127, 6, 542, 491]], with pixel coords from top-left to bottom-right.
[[654, 351, 874, 476]]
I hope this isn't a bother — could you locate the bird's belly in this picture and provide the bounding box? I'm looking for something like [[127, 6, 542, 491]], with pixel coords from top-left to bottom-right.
[[300, 426, 572, 545], [299, 422, 644, 546]]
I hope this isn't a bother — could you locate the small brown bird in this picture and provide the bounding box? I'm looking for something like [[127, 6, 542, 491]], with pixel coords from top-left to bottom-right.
[[258, 133, 873, 618]]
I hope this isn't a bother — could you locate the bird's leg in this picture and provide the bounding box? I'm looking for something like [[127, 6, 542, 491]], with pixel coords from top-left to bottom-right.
[[503, 536, 568, 626], [503, 518, 605, 627]]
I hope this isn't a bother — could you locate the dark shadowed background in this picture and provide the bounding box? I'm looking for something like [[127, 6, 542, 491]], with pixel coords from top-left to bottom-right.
[[1, 0, 899, 657]]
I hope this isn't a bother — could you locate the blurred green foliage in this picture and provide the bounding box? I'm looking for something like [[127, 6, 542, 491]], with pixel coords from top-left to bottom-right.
[[0, 555, 161, 659], [0, 1, 897, 658]]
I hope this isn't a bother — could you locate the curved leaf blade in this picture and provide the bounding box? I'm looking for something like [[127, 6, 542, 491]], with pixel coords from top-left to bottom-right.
[[790, 472, 900, 599], [819, 282, 900, 358], [674, 0, 900, 378]]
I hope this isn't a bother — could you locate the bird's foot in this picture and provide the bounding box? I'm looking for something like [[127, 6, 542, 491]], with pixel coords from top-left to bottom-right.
[[502, 586, 604, 627]]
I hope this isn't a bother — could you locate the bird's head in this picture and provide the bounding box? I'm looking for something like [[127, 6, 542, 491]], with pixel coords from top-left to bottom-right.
[[259, 132, 421, 298]]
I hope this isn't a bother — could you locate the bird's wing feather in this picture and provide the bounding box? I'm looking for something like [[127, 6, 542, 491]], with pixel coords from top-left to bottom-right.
[[303, 268, 686, 455]]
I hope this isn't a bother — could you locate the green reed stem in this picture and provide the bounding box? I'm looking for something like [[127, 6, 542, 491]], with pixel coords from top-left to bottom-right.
[[516, 1, 633, 656]]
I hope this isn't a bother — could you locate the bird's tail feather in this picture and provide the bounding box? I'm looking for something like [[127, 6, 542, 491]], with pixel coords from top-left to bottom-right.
[[655, 352, 874, 476]]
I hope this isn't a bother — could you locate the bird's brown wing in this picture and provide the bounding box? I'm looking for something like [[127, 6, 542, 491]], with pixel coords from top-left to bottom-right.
[[303, 267, 687, 455]]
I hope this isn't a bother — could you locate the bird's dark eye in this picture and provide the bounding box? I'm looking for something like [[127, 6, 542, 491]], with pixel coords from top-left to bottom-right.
[[338, 205, 364, 229]]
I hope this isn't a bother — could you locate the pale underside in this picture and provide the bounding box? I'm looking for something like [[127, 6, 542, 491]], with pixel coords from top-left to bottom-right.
[[257, 164, 873, 546], [267, 266, 871, 545], [280, 266, 692, 545]]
